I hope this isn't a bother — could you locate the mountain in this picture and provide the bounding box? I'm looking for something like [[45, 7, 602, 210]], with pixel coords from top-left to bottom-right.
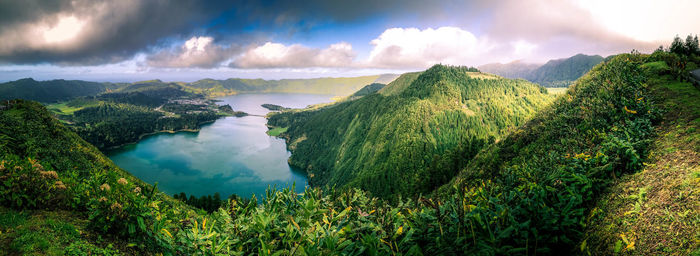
[[0, 78, 122, 103], [529, 54, 605, 87], [267, 65, 555, 198], [478, 60, 539, 79], [0, 75, 401, 104], [349, 83, 386, 97], [438, 52, 699, 254], [479, 54, 605, 87], [186, 75, 396, 97]]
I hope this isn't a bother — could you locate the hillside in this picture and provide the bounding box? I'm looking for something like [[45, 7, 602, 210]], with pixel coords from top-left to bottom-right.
[[0, 75, 400, 105], [0, 78, 122, 103], [436, 52, 698, 254], [529, 54, 605, 87], [186, 75, 392, 97], [267, 65, 555, 198], [479, 54, 605, 87]]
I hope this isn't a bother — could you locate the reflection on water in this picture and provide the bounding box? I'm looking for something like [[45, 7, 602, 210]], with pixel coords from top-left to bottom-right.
[[107, 93, 333, 198]]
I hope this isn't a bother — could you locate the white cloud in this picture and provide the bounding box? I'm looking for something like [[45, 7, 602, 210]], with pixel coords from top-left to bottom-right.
[[145, 36, 237, 68], [572, 0, 700, 43], [365, 27, 496, 68], [230, 42, 356, 68]]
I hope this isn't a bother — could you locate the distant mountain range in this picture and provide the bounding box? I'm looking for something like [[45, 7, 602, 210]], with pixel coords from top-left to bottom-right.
[[0, 75, 400, 103], [479, 54, 605, 87]]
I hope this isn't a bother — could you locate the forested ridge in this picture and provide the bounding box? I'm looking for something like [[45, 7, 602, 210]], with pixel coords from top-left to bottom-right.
[[268, 66, 555, 198]]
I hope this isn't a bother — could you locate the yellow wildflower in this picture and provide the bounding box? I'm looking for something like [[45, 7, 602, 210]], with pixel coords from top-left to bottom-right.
[[117, 178, 128, 185], [100, 183, 111, 191], [54, 180, 67, 190]]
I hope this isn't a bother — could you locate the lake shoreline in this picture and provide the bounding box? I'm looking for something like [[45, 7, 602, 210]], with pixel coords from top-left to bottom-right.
[[102, 119, 218, 152]]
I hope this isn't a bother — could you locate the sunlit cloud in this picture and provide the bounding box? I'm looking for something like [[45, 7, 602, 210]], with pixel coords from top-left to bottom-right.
[[230, 42, 356, 68], [365, 27, 498, 68], [42, 15, 86, 44], [146, 36, 239, 68]]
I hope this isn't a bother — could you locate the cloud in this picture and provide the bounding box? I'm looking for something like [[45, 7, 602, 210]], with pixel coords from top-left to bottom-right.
[[0, 0, 233, 65], [365, 27, 497, 68], [230, 42, 356, 68], [146, 37, 239, 68]]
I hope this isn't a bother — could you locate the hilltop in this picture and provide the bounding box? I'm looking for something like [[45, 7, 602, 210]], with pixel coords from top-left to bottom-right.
[[268, 65, 555, 198]]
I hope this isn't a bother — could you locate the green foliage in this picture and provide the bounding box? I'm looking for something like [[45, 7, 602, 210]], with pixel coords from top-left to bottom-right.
[[670, 34, 700, 57], [69, 102, 219, 149], [480, 54, 604, 88], [65, 241, 120, 256], [349, 83, 386, 97], [174, 192, 224, 213], [187, 75, 383, 97], [437, 53, 662, 253], [0, 78, 121, 103], [261, 103, 291, 111], [269, 65, 554, 198], [0, 157, 66, 209], [528, 54, 605, 87]]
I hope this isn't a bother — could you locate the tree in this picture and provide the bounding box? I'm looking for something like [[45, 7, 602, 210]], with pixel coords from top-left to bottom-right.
[[686, 35, 700, 56], [670, 35, 685, 55]]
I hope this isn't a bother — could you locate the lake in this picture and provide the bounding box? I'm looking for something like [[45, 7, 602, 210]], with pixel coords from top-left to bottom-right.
[[106, 93, 334, 199]]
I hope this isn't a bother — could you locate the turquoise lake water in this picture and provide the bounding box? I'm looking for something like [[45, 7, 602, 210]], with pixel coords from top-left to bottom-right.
[[106, 93, 333, 199]]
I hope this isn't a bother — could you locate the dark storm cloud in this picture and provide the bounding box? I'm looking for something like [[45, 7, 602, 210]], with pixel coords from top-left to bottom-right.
[[0, 0, 460, 66], [0, 0, 235, 65]]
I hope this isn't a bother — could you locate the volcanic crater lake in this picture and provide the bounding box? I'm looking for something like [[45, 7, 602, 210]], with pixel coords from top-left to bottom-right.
[[106, 93, 334, 199]]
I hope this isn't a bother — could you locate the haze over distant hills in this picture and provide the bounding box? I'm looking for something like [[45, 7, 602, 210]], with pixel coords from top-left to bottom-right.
[[0, 75, 399, 103], [480, 54, 605, 87]]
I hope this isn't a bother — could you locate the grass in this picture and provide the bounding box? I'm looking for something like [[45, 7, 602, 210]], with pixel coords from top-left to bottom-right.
[[45, 102, 91, 115], [267, 126, 288, 136], [581, 74, 700, 255], [546, 87, 568, 94], [0, 207, 123, 256]]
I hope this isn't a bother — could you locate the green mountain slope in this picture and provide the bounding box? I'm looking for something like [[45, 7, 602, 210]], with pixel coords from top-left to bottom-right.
[[434, 52, 699, 254], [479, 54, 605, 87], [529, 54, 605, 87], [268, 65, 555, 198], [0, 100, 199, 254], [186, 75, 386, 96], [0, 78, 122, 103], [349, 83, 386, 97]]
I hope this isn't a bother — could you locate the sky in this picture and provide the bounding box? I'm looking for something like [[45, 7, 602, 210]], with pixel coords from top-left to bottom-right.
[[0, 0, 698, 82]]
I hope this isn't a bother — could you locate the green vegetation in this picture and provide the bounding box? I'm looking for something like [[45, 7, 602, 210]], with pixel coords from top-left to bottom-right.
[[268, 65, 554, 198], [69, 102, 220, 149], [261, 103, 291, 111], [580, 38, 700, 255], [266, 126, 288, 136], [480, 54, 605, 87], [0, 78, 122, 103], [186, 75, 388, 97], [173, 192, 224, 213], [528, 54, 605, 87], [349, 83, 386, 98]]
